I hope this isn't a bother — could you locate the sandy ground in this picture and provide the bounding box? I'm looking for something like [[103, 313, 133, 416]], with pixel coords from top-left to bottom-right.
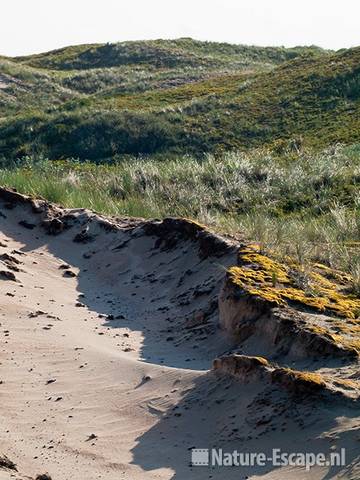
[[0, 192, 359, 480]]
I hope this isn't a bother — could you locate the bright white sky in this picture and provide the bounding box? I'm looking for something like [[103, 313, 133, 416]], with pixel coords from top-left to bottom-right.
[[1, 0, 359, 56]]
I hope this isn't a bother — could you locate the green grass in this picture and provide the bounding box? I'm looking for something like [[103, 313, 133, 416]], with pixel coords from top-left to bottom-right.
[[13, 39, 325, 70], [1, 144, 359, 275], [1, 39, 359, 280], [0, 58, 79, 115], [0, 42, 358, 161]]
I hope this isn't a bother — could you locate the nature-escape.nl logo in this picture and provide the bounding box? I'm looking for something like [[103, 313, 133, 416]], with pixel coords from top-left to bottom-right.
[[191, 448, 346, 471]]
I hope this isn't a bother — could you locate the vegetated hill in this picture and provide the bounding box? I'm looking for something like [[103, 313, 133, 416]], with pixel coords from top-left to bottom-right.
[[0, 57, 78, 116], [0, 39, 358, 161], [13, 38, 325, 70], [1, 39, 324, 113], [185, 46, 360, 151]]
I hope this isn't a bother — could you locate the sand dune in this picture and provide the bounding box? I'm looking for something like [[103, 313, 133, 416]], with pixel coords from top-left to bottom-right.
[[0, 187, 359, 480]]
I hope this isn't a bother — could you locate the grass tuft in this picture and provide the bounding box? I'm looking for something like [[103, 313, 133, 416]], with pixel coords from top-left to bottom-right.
[[0, 144, 359, 277]]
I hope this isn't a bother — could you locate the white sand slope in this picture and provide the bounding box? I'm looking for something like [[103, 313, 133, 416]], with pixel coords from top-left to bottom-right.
[[0, 188, 359, 480]]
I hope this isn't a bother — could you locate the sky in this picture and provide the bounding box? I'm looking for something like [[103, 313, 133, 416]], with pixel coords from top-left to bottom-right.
[[1, 0, 359, 56]]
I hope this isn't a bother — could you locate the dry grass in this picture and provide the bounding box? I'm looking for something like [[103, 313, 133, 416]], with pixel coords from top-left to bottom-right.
[[1, 144, 359, 275]]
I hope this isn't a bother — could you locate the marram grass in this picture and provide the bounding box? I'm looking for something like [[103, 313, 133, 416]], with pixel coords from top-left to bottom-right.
[[0, 144, 359, 279]]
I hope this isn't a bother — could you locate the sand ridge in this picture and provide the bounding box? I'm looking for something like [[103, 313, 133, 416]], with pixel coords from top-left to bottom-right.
[[0, 188, 359, 479]]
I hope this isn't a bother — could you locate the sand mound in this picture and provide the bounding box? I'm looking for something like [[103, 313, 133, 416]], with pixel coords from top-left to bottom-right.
[[0, 187, 359, 479]]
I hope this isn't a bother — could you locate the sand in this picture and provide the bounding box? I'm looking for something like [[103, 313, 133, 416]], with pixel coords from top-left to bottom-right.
[[0, 189, 359, 480]]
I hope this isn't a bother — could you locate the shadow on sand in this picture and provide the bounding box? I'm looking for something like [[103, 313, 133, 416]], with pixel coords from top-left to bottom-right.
[[1, 199, 359, 479]]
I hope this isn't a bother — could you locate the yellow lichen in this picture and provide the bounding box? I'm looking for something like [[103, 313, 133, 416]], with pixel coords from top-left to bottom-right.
[[272, 367, 327, 392], [289, 370, 326, 387], [313, 263, 351, 285], [228, 244, 360, 319], [304, 325, 360, 354], [331, 378, 360, 389], [250, 356, 270, 366], [182, 218, 207, 230]]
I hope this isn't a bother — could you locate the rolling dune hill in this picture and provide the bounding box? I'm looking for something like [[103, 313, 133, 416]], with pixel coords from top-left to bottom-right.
[[0, 39, 358, 161]]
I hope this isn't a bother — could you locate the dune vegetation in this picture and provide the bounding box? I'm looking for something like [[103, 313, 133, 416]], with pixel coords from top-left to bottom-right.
[[0, 40, 359, 160], [1, 36, 360, 480], [1, 144, 359, 279], [0, 39, 359, 279]]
